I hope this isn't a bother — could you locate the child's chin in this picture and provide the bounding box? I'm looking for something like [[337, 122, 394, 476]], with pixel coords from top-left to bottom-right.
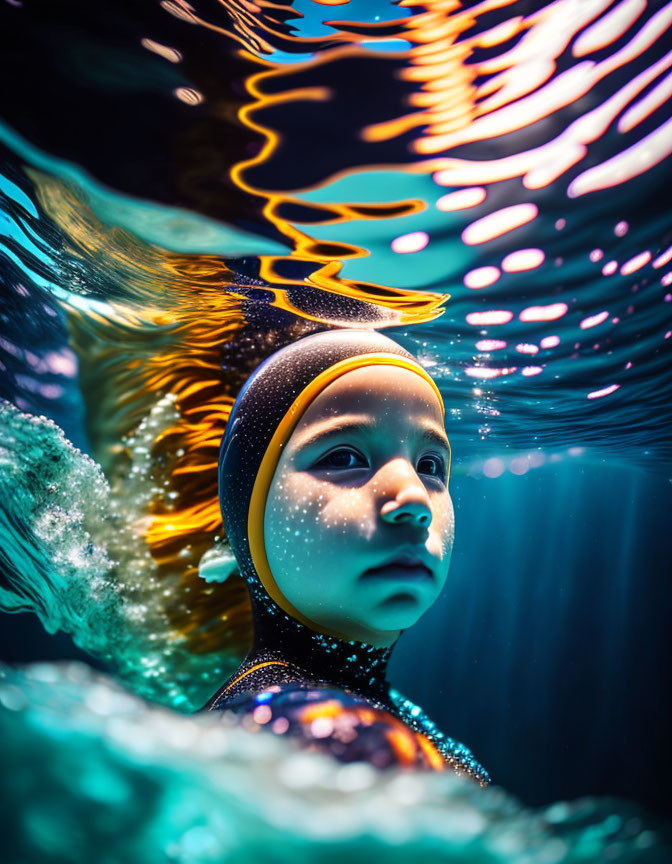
[[368, 593, 427, 630]]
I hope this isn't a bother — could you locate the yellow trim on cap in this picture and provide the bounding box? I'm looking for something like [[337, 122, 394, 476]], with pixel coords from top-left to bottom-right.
[[247, 353, 447, 639]]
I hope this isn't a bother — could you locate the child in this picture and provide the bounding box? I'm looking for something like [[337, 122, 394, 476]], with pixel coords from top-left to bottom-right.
[[207, 328, 489, 784]]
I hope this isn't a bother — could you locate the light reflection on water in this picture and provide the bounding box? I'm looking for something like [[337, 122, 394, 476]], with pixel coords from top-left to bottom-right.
[[1, 0, 671, 469]]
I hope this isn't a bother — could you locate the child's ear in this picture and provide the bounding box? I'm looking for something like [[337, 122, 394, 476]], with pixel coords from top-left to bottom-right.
[[199, 541, 238, 584]]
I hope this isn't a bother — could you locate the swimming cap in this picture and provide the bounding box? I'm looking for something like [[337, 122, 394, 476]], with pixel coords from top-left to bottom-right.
[[218, 328, 445, 640]]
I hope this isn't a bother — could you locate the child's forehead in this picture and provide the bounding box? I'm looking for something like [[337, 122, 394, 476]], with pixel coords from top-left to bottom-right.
[[296, 365, 445, 427]]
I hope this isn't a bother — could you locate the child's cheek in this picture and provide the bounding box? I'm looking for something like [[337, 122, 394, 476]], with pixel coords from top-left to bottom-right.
[[320, 488, 374, 540], [432, 493, 455, 558], [274, 472, 337, 542]]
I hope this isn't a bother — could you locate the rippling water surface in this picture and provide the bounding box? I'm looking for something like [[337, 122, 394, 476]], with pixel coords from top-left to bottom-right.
[[1, 0, 671, 860], [2, 0, 671, 468]]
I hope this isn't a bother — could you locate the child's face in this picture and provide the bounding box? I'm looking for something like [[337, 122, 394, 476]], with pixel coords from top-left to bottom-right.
[[264, 364, 454, 647]]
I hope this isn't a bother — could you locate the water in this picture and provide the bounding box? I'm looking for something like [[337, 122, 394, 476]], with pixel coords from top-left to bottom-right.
[[1, 661, 669, 864], [1, 0, 671, 859], [2, 2, 672, 467]]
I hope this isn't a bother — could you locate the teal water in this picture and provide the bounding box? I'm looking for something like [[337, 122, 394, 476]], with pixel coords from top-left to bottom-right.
[[0, 399, 234, 713], [1, 661, 669, 863]]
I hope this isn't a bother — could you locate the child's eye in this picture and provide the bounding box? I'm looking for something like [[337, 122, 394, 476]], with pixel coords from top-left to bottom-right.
[[418, 454, 446, 481], [316, 447, 367, 469]]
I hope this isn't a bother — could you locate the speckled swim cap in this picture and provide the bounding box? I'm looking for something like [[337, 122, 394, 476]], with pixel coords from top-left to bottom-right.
[[218, 328, 445, 640]]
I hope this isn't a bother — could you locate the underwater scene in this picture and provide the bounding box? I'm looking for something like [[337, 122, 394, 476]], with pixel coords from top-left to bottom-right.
[[1, 0, 671, 861]]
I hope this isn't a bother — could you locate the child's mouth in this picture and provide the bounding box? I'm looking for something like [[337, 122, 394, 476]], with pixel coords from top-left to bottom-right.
[[361, 555, 433, 581]]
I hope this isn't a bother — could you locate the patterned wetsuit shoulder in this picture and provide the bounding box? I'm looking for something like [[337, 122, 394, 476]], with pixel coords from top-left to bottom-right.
[[215, 681, 446, 771]]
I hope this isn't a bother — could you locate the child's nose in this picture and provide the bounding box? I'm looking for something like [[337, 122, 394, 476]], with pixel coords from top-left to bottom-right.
[[377, 459, 433, 528]]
